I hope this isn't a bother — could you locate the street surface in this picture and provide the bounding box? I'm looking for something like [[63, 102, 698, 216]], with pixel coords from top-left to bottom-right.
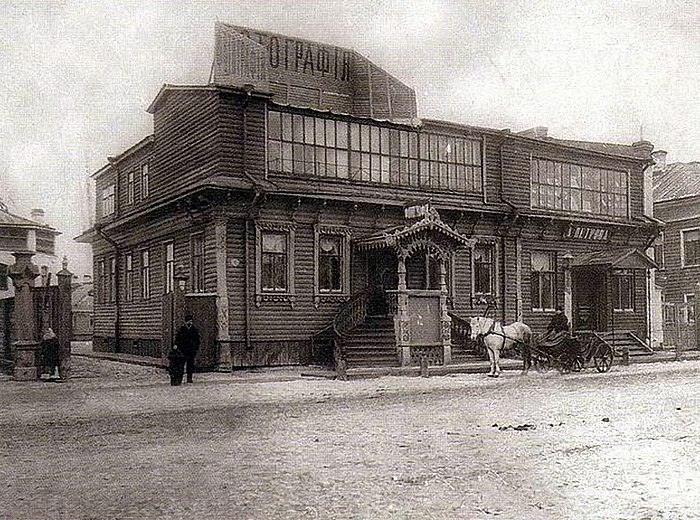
[[1, 357, 699, 520]]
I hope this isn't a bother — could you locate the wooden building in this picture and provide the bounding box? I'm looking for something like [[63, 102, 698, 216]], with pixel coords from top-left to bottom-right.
[[77, 25, 660, 370], [653, 151, 700, 346]]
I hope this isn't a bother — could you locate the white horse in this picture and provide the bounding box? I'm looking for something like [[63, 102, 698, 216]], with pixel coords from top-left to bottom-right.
[[469, 316, 532, 377]]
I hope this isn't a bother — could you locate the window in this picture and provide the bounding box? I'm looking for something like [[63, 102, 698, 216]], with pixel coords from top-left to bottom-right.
[[141, 163, 149, 198], [531, 252, 556, 310], [654, 232, 665, 269], [0, 263, 7, 291], [126, 170, 135, 205], [164, 242, 174, 294], [319, 235, 343, 292], [531, 159, 628, 217], [124, 253, 133, 301], [101, 184, 115, 216], [612, 270, 634, 311], [684, 294, 696, 323], [267, 109, 482, 193], [191, 233, 204, 293], [681, 228, 700, 267], [98, 259, 105, 303], [261, 231, 288, 292], [109, 257, 116, 303], [473, 245, 494, 295], [141, 250, 150, 299]]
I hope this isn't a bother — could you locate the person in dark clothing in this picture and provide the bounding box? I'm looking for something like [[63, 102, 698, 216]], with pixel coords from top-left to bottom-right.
[[41, 328, 61, 380], [174, 314, 200, 383], [547, 307, 570, 334], [167, 344, 186, 386]]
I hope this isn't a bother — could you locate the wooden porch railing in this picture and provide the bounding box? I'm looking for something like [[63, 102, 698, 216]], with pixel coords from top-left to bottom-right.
[[333, 288, 373, 338]]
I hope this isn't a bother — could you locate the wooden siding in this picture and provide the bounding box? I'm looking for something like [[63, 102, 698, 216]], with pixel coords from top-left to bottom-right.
[[151, 90, 221, 204]]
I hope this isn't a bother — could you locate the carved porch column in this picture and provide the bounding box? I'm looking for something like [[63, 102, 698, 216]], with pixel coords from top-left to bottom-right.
[[395, 250, 411, 366], [214, 215, 232, 371], [439, 257, 452, 365], [8, 251, 40, 380]]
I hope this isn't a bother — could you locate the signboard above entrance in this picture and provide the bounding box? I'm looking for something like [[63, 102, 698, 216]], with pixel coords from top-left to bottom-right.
[[212, 23, 417, 121], [563, 224, 610, 242]]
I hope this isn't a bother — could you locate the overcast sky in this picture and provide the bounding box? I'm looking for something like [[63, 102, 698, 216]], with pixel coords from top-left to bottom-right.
[[1, 0, 699, 275]]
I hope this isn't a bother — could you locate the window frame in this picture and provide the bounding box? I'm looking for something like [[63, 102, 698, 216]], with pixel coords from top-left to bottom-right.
[[530, 251, 557, 312], [163, 241, 174, 294], [612, 269, 635, 312], [109, 257, 116, 303], [190, 232, 205, 293], [313, 225, 351, 306], [654, 231, 665, 270], [98, 259, 106, 304], [681, 227, 700, 267], [126, 170, 135, 205], [141, 249, 151, 300], [141, 162, 150, 198], [471, 241, 498, 298], [684, 293, 696, 323], [101, 184, 115, 217], [255, 222, 296, 307], [124, 253, 133, 302]]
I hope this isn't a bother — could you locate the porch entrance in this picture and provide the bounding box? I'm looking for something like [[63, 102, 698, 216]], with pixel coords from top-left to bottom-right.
[[572, 267, 607, 331]]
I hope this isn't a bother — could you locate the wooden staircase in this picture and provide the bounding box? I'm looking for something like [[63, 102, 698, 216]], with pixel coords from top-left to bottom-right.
[[583, 330, 654, 357], [342, 317, 399, 368]]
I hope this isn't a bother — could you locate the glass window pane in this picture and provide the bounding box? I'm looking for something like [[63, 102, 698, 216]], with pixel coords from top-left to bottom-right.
[[336, 121, 348, 149], [337, 150, 348, 178], [370, 126, 380, 153], [304, 116, 314, 144], [262, 232, 286, 253], [380, 127, 389, 154], [350, 123, 360, 150], [292, 114, 304, 142], [281, 113, 293, 141], [315, 118, 325, 147], [325, 120, 336, 148], [268, 111, 281, 140], [361, 125, 370, 152], [268, 141, 281, 171]]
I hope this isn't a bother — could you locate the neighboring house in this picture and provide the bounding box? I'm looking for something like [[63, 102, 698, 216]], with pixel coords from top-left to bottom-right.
[[0, 206, 60, 298], [77, 24, 660, 370], [72, 276, 94, 340], [653, 151, 700, 325]]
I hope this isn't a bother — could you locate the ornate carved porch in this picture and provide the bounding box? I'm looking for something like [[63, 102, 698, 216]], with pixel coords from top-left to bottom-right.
[[355, 202, 475, 366]]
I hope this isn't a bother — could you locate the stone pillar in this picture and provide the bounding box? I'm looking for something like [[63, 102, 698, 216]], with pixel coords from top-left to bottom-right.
[[8, 251, 40, 381], [56, 257, 73, 380], [214, 216, 232, 371], [439, 258, 452, 365], [395, 252, 411, 366]]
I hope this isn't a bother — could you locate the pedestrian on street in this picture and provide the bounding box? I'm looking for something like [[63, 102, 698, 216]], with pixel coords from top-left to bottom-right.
[[547, 306, 569, 334], [41, 328, 60, 381], [167, 344, 186, 386], [174, 314, 200, 383]]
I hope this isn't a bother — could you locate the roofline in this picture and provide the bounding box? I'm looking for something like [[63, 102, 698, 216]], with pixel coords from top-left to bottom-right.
[[654, 193, 700, 204], [92, 135, 154, 179], [146, 84, 273, 114]]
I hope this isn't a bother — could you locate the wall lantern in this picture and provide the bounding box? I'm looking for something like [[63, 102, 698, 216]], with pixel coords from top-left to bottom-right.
[[562, 252, 574, 270], [173, 264, 188, 292]]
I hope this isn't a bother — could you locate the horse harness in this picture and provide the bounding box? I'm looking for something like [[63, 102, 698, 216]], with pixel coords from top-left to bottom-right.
[[478, 320, 521, 350]]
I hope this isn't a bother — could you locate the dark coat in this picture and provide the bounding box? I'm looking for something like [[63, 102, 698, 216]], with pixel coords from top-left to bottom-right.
[[168, 346, 186, 375], [41, 337, 60, 368], [175, 324, 200, 357], [547, 312, 569, 333]]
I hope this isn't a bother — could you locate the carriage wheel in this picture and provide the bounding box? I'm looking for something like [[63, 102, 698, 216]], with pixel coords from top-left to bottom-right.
[[534, 356, 550, 373], [594, 345, 614, 373], [571, 357, 584, 372], [557, 354, 572, 374]]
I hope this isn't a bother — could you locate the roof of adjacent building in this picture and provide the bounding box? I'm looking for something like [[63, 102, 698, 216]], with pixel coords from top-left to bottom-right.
[[0, 206, 57, 232], [653, 162, 700, 202]]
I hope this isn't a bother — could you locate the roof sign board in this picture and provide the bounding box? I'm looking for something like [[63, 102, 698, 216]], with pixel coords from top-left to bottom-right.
[[212, 23, 417, 121]]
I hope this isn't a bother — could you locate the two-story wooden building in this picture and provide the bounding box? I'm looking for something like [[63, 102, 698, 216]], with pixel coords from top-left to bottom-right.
[[77, 24, 659, 370]]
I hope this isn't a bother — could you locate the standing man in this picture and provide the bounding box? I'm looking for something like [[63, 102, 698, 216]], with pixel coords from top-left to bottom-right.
[[175, 314, 200, 383]]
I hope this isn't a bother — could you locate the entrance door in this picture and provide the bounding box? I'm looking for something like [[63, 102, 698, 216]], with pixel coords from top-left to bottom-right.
[[572, 267, 607, 331], [366, 250, 397, 316]]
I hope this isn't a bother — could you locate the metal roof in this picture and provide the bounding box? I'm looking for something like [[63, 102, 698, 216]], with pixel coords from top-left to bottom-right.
[[572, 248, 656, 269], [653, 162, 700, 202], [0, 207, 57, 232]]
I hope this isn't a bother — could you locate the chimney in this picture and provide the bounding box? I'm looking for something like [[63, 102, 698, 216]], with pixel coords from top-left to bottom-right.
[[651, 150, 667, 170], [517, 126, 548, 139], [30, 208, 45, 224]]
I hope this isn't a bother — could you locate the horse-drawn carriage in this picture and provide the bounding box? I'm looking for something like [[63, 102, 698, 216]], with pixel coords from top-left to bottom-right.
[[468, 316, 614, 377], [528, 331, 614, 374]]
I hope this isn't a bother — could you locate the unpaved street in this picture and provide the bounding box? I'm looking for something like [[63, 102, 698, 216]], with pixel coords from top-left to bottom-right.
[[1, 358, 700, 520]]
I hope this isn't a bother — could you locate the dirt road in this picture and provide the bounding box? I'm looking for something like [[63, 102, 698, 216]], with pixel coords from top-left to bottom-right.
[[1, 358, 699, 519]]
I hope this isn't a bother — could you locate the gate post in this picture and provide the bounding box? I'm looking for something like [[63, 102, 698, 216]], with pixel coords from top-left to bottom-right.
[[8, 251, 40, 380], [56, 257, 73, 380]]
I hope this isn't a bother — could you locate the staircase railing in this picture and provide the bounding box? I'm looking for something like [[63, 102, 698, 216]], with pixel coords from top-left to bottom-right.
[[333, 288, 372, 338], [448, 311, 481, 356]]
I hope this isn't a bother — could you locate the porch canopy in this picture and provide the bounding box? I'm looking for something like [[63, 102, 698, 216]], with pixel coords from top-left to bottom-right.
[[354, 205, 475, 256], [572, 248, 657, 269]]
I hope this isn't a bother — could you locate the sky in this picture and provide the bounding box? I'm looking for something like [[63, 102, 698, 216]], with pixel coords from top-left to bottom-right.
[[1, 0, 700, 276]]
